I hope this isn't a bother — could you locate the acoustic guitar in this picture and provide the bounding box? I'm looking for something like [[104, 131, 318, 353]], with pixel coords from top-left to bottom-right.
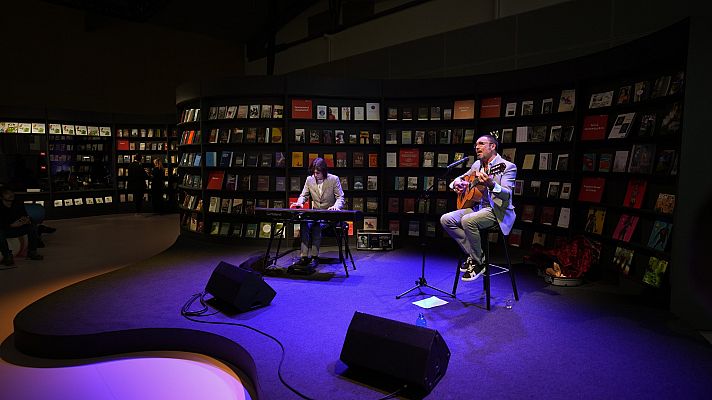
[[456, 162, 506, 209]]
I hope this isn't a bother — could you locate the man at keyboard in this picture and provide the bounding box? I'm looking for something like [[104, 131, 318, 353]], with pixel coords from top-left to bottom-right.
[[290, 157, 345, 270]]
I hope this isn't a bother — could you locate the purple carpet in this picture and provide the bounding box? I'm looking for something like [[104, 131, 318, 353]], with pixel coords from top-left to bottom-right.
[[8, 236, 712, 399]]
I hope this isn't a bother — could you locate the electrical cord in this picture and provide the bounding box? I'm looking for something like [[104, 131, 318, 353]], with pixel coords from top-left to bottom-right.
[[181, 293, 409, 400]]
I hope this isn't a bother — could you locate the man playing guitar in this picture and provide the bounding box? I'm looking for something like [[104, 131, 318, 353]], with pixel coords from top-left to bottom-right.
[[440, 134, 517, 281]]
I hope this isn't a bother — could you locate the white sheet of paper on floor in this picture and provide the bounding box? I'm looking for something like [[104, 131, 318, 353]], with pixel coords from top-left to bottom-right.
[[412, 296, 449, 309]]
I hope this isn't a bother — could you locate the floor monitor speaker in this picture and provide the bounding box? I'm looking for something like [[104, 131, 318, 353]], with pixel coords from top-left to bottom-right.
[[205, 260, 276, 312], [339, 311, 450, 395]]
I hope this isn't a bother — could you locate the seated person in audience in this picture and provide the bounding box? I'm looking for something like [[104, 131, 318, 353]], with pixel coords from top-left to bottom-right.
[[0, 187, 44, 266], [290, 158, 345, 269]]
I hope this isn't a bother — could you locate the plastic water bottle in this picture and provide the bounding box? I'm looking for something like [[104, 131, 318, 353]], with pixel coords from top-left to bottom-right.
[[415, 312, 427, 327]]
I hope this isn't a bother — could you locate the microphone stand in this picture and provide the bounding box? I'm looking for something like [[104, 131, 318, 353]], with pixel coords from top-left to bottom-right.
[[396, 160, 465, 299]]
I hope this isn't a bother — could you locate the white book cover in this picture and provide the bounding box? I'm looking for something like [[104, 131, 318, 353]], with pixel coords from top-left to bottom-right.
[[386, 152, 397, 167], [5, 122, 18, 133], [589, 91, 614, 108], [53, 199, 63, 207], [18, 123, 32, 133], [74, 126, 87, 135], [0, 122, 6, 133], [515, 126, 530, 143], [95, 197, 104, 204], [316, 105, 327, 120], [63, 199, 74, 206], [85, 198, 94, 205], [99, 126, 112, 136], [31, 122, 46, 134], [87, 126, 99, 136], [558, 89, 576, 112], [104, 196, 113, 203], [521, 100, 534, 115], [62, 124, 75, 135], [608, 112, 636, 139], [353, 106, 365, 120], [538, 152, 552, 170], [505, 102, 517, 117], [366, 103, 380, 120], [557, 207, 571, 228]]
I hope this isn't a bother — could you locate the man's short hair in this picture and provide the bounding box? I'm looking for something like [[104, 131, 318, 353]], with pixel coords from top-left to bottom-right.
[[309, 157, 328, 175], [478, 134, 499, 148]]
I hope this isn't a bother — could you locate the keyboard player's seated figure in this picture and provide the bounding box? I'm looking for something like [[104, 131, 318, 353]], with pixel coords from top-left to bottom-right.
[[290, 158, 345, 271]]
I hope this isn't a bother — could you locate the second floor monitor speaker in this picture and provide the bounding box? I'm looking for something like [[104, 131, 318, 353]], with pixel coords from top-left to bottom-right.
[[205, 260, 276, 312]]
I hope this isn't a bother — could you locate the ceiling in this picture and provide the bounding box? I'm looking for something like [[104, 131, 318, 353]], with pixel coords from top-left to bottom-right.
[[42, 0, 320, 57]]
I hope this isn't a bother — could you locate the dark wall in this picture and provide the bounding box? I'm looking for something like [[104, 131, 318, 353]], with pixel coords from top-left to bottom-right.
[[0, 1, 244, 115]]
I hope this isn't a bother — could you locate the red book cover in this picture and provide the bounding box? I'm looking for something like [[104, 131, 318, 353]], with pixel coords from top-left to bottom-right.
[[117, 139, 129, 151], [479, 97, 502, 118], [453, 99, 476, 119], [206, 170, 225, 190], [581, 115, 608, 140], [291, 99, 313, 119], [403, 198, 415, 213], [578, 177, 606, 203], [398, 148, 420, 167], [387, 197, 400, 213], [623, 179, 647, 208], [289, 196, 309, 209]]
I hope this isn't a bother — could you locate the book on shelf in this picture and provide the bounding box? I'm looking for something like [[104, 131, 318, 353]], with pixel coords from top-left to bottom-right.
[[274, 152, 286, 168], [385, 152, 397, 168], [307, 153, 318, 167], [368, 153, 378, 168], [608, 112, 636, 139], [521, 100, 534, 116], [505, 102, 517, 117], [659, 102, 682, 135], [245, 153, 258, 167], [406, 176, 419, 191], [463, 129, 475, 143], [353, 176, 365, 191], [514, 180, 524, 196], [366, 103, 380, 120], [225, 174, 237, 191], [387, 107, 398, 120], [239, 176, 252, 191], [247, 105, 259, 119], [540, 206, 556, 225], [647, 220, 672, 251], [367, 176, 378, 191], [219, 151, 233, 167], [260, 153, 273, 167], [532, 232, 546, 246], [398, 148, 420, 167], [339, 176, 349, 191], [560, 182, 572, 199], [438, 129, 451, 144], [316, 105, 327, 120], [578, 177, 605, 203], [623, 179, 648, 208], [612, 214, 639, 242], [637, 113, 657, 136], [339, 106, 350, 120], [275, 176, 286, 192], [515, 126, 530, 142], [642, 256, 668, 287], [556, 207, 571, 228], [403, 197, 415, 213], [272, 104, 284, 119], [430, 106, 441, 120], [480, 97, 501, 118], [291, 151, 304, 168], [557, 89, 576, 112], [453, 99, 475, 119], [363, 217, 377, 231], [541, 98, 554, 114], [388, 220, 400, 235], [616, 85, 632, 105], [588, 91, 614, 109], [353, 106, 365, 120], [581, 115, 608, 140], [612, 151, 629, 172], [598, 153, 612, 172], [521, 204, 535, 223], [654, 193, 675, 215], [668, 71, 685, 95], [654, 149, 676, 174], [260, 104, 273, 119], [522, 154, 536, 170], [584, 207, 606, 235], [366, 197, 378, 213], [387, 197, 399, 213], [291, 99, 312, 119], [256, 175, 270, 191], [530, 126, 546, 142], [437, 153, 449, 168], [394, 176, 405, 191], [528, 180, 541, 197], [628, 144, 656, 173], [547, 182, 560, 199], [407, 221, 420, 236], [582, 153, 596, 172], [538, 152, 552, 170], [271, 127, 283, 143], [443, 108, 452, 120], [633, 81, 650, 102], [206, 171, 225, 190], [323, 153, 335, 168], [613, 246, 635, 276], [555, 153, 569, 171], [508, 229, 523, 247], [651, 75, 672, 99]]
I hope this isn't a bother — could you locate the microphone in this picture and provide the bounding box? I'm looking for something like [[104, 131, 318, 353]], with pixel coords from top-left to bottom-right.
[[446, 156, 470, 169]]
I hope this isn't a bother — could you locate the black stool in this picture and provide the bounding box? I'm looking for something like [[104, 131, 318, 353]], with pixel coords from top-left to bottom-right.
[[452, 227, 519, 310]]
